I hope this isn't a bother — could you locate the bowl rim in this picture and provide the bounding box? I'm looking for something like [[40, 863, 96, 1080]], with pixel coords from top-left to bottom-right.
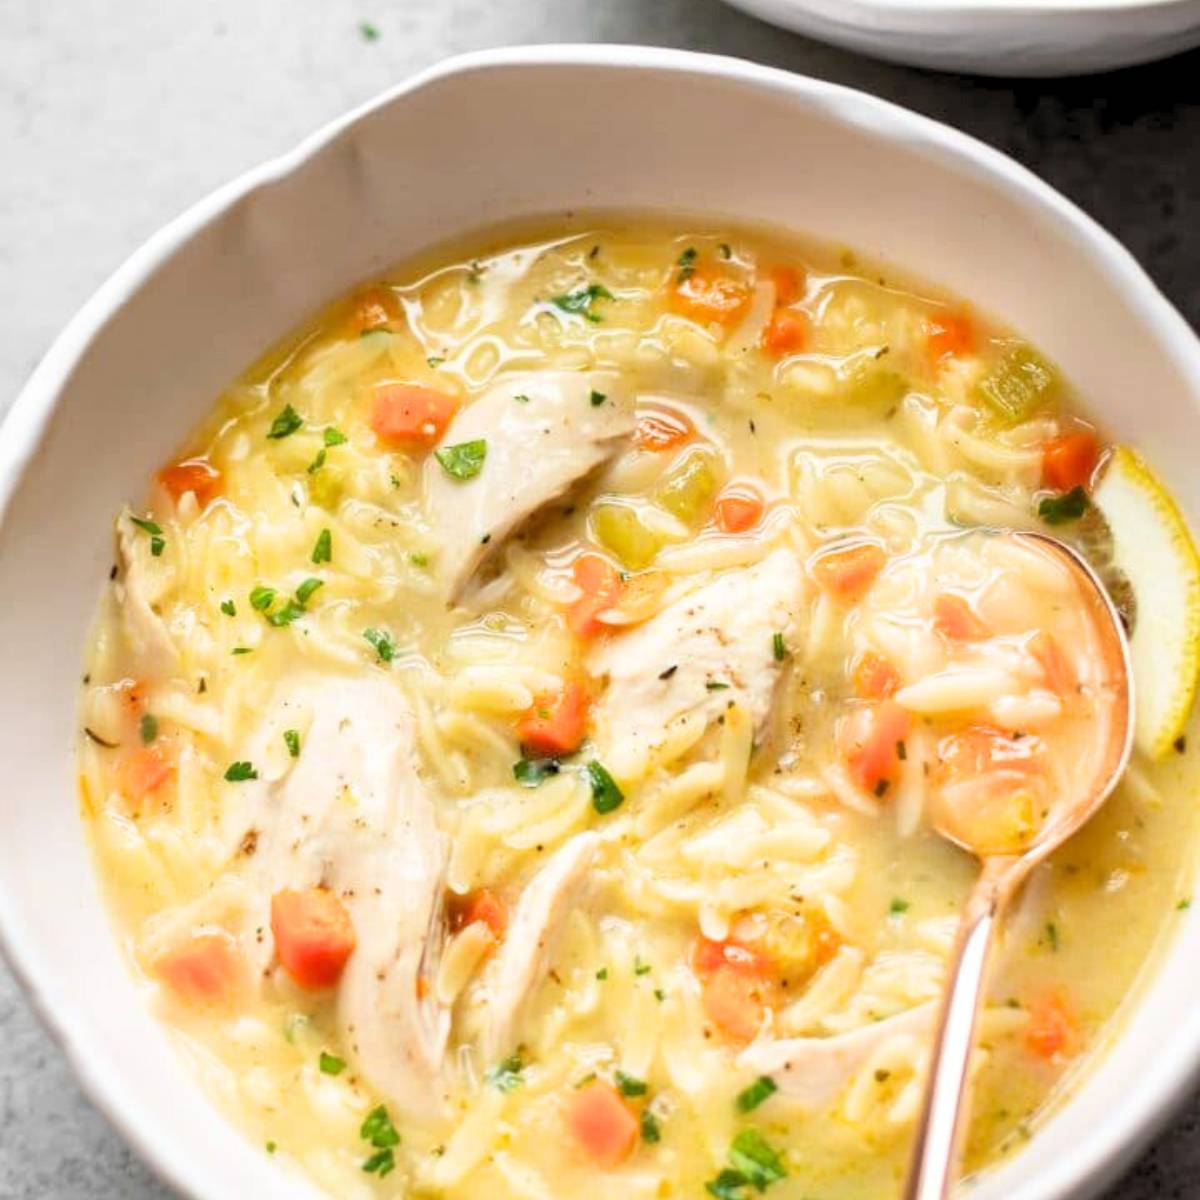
[[729, 0, 1199, 18], [3, 43, 1200, 1200]]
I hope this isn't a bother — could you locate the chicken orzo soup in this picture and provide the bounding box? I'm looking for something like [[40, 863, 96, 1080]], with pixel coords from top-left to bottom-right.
[[79, 221, 1200, 1199]]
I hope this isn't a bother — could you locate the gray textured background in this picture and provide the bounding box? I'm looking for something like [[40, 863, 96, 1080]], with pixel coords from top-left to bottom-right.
[[2, 1, 1198, 1196]]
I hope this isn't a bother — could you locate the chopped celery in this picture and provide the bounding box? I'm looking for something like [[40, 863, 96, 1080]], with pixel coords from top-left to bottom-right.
[[592, 503, 662, 570], [975, 343, 1059, 421], [308, 464, 346, 509], [655, 446, 721, 524], [838, 358, 908, 408]]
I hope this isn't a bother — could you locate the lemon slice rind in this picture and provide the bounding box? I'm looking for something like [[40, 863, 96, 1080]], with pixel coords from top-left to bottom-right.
[[1093, 447, 1200, 759]]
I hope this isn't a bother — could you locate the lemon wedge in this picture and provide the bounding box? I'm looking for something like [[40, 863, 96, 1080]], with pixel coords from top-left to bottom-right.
[[1093, 447, 1200, 758]]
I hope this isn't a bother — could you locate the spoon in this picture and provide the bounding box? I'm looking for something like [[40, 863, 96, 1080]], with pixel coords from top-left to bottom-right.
[[902, 529, 1135, 1200]]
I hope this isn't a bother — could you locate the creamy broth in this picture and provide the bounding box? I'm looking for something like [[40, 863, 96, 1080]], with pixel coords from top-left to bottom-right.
[[79, 221, 1200, 1199]]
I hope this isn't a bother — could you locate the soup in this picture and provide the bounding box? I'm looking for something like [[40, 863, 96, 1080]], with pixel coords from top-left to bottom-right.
[[78, 221, 1200, 1199]]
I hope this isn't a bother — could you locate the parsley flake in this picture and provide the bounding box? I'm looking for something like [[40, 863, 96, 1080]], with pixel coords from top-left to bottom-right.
[[364, 627, 396, 663], [514, 757, 561, 787], [641, 1109, 662, 1143], [586, 760, 624, 814], [615, 1070, 647, 1097], [139, 714, 158, 744], [267, 404, 303, 439], [319, 1051, 346, 1075], [435, 439, 487, 481], [486, 1054, 525, 1093], [312, 528, 332, 564], [772, 632, 786, 662], [224, 761, 258, 782], [323, 427, 348, 447], [735, 1076, 778, 1113], [284, 729, 301, 758], [249, 585, 276, 612], [1038, 486, 1088, 525], [359, 21, 381, 42], [550, 283, 613, 324], [589, 389, 607, 407], [220, 599, 236, 616], [676, 246, 698, 283]]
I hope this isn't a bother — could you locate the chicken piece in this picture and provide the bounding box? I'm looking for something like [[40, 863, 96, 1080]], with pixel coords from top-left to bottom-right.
[[737, 1002, 935, 1106], [114, 510, 178, 676], [480, 832, 599, 1063], [240, 675, 452, 1122], [589, 548, 804, 779], [424, 370, 635, 600]]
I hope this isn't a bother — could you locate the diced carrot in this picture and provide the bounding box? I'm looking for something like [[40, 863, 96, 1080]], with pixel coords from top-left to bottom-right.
[[1042, 432, 1100, 493], [670, 267, 751, 327], [767, 265, 803, 307], [157, 459, 221, 507], [934, 593, 990, 642], [925, 312, 974, 367], [761, 307, 808, 357], [450, 889, 508, 941], [270, 888, 356, 991], [517, 680, 590, 757], [840, 700, 911, 796], [713, 484, 765, 534], [691, 937, 772, 979], [566, 554, 624, 638], [370, 383, 459, 448], [854, 650, 901, 700], [119, 744, 173, 800], [349, 286, 399, 334], [1025, 991, 1077, 1059], [566, 1080, 639, 1169], [692, 937, 776, 1042], [1028, 631, 1078, 697], [634, 406, 694, 453], [155, 930, 244, 1007], [811, 541, 887, 601], [117, 679, 148, 716]]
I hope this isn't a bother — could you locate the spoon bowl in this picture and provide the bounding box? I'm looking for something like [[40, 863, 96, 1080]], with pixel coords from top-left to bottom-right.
[[904, 529, 1135, 1200]]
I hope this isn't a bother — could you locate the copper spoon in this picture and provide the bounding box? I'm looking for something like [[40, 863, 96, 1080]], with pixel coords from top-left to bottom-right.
[[903, 530, 1134, 1200]]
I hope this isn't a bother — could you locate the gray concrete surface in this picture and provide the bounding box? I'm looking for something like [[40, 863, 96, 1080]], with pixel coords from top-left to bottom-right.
[[1, 1, 1198, 1196]]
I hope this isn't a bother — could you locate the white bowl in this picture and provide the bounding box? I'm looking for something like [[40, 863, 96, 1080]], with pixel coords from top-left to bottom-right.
[[2, 45, 1199, 1200], [721, 0, 1200, 75]]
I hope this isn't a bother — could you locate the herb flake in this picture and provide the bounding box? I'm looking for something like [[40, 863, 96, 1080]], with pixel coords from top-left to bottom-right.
[[586, 760, 624, 814], [735, 1076, 778, 1114], [550, 283, 613, 324], [267, 404, 303, 440], [1038, 486, 1088, 525], [224, 761, 258, 782], [435, 439, 487, 481]]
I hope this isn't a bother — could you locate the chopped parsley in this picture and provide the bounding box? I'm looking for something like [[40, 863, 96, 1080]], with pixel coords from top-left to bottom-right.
[[319, 1051, 346, 1075], [232, 646, 253, 656], [364, 627, 396, 663], [735, 1076, 778, 1114], [435, 439, 487, 481], [1045, 921, 1060, 952], [615, 1070, 647, 1097], [676, 246, 698, 283], [719, 242, 733, 260], [1038, 486, 1088, 525], [359, 1105, 399, 1177], [634, 957, 652, 976], [324, 427, 348, 447], [139, 714, 158, 744], [409, 552, 429, 568], [283, 729, 301, 758], [307, 449, 326, 474], [589, 389, 607, 407], [265, 1140, 277, 1154], [586, 760, 624, 814], [249, 585, 276, 612], [641, 1109, 662, 1143], [294, 577, 324, 604], [706, 680, 731, 691], [513, 393, 531, 404], [890, 897, 910, 916], [266, 599, 305, 628], [513, 757, 560, 787], [220, 599, 236, 616], [267, 404, 303, 440], [550, 283, 613, 324], [359, 20, 381, 41], [596, 967, 609, 980], [486, 1054, 525, 1093], [311, 528, 332, 564], [772, 632, 786, 662], [725, 1129, 788, 1193], [130, 515, 165, 556], [1179, 897, 1193, 911], [224, 761, 258, 782], [427, 355, 445, 368]]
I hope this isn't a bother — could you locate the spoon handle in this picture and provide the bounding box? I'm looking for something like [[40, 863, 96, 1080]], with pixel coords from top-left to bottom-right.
[[903, 861, 1015, 1200]]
